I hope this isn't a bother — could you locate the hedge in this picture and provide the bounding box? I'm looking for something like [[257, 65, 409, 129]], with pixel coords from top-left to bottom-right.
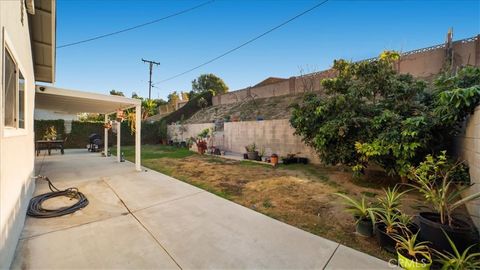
[[34, 120, 163, 149], [34, 120, 66, 141]]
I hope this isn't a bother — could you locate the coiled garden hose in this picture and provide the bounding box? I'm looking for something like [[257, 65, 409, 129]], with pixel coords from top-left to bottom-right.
[[27, 176, 89, 218]]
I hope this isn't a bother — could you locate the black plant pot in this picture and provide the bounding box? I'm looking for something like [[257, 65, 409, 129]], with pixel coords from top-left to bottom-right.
[[416, 212, 480, 254], [356, 218, 374, 237], [243, 153, 248, 159], [247, 151, 259, 160], [375, 223, 396, 253], [282, 157, 297, 165], [298, 157, 309, 164]]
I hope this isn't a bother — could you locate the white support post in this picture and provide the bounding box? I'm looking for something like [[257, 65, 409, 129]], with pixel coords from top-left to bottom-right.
[[117, 120, 121, 162], [104, 114, 109, 157], [135, 105, 141, 171]]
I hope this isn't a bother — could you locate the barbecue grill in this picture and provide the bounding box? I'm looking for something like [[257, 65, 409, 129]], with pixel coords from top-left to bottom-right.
[[88, 133, 103, 152]]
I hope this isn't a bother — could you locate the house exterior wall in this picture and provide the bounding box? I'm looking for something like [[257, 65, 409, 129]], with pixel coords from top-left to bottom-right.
[[0, 1, 37, 267], [455, 105, 480, 228], [212, 36, 479, 106]]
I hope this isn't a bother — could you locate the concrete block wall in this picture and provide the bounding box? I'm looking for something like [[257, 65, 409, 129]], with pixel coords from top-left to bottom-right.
[[168, 120, 321, 164], [223, 119, 321, 163], [455, 105, 480, 228], [167, 123, 215, 142]]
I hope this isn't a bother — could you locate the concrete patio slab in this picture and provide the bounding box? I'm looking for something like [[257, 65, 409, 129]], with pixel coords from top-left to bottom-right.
[[104, 169, 202, 212], [135, 191, 338, 269], [12, 214, 179, 270], [20, 178, 127, 239], [13, 149, 395, 269]]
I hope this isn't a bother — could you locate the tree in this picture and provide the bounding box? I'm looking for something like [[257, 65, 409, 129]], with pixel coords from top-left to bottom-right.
[[131, 92, 142, 99], [110, 89, 124, 96], [168, 91, 180, 107], [181, 91, 189, 101], [141, 99, 157, 119], [290, 51, 480, 181], [191, 74, 228, 96]]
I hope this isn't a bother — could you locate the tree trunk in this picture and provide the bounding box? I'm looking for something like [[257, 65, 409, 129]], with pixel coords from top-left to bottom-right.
[[400, 175, 408, 184]]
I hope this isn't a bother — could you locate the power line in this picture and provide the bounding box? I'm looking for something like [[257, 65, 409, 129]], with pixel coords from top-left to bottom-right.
[[156, 0, 330, 84], [57, 0, 215, 49]]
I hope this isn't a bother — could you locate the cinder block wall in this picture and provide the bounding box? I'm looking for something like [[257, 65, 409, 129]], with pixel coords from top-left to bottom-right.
[[168, 120, 321, 163], [455, 105, 480, 228], [167, 123, 215, 142], [223, 119, 321, 163]]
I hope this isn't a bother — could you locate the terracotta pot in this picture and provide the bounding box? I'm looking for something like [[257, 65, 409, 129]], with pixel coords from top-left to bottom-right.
[[270, 154, 278, 166]]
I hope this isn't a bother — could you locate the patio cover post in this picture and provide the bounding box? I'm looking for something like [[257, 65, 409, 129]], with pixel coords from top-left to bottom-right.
[[104, 114, 109, 157], [117, 120, 121, 162], [135, 105, 141, 171]]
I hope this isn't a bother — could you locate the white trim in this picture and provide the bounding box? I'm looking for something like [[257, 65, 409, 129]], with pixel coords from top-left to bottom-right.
[[135, 105, 141, 171]]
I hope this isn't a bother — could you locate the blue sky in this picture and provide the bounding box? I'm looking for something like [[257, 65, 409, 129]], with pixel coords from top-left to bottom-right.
[[55, 0, 480, 100]]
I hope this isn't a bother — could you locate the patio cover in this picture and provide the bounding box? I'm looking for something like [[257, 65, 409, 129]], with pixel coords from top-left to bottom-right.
[[35, 85, 142, 171]]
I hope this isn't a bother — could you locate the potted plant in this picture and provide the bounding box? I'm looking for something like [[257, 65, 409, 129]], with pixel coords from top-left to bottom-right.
[[392, 231, 432, 270], [335, 193, 375, 237], [371, 186, 414, 252], [245, 143, 258, 160], [270, 153, 279, 166], [409, 152, 480, 254], [258, 146, 265, 161], [193, 128, 210, 155], [43, 126, 57, 141], [434, 230, 480, 270], [282, 153, 297, 165]]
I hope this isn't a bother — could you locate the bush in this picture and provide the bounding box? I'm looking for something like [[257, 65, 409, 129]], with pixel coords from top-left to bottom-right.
[[290, 52, 480, 180]]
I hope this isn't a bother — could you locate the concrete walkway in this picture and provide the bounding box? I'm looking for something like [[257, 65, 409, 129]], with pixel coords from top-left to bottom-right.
[[12, 150, 396, 269]]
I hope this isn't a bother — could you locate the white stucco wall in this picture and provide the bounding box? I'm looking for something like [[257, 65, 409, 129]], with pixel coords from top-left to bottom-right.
[[0, 1, 37, 267]]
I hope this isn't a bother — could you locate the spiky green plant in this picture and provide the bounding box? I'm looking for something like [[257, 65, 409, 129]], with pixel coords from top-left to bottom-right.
[[378, 185, 410, 212], [372, 207, 404, 234], [334, 193, 374, 222], [392, 231, 431, 263], [435, 230, 480, 270]]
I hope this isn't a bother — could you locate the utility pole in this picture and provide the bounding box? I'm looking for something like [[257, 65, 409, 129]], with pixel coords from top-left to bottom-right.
[[142, 58, 160, 100]]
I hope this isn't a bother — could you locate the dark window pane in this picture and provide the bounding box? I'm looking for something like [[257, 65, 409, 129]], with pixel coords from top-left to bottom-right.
[[4, 50, 16, 127], [19, 72, 25, 129]]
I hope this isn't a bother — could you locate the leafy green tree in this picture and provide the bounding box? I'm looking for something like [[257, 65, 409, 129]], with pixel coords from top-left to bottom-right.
[[290, 52, 480, 181], [109, 89, 124, 96], [192, 74, 229, 96], [168, 91, 180, 106], [141, 99, 157, 119]]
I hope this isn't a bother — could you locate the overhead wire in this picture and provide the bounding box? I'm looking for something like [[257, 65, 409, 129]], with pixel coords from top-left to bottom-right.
[[57, 0, 215, 49], [155, 0, 330, 84]]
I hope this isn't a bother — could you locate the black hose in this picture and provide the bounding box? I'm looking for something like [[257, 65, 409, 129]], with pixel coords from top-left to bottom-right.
[[27, 176, 89, 218]]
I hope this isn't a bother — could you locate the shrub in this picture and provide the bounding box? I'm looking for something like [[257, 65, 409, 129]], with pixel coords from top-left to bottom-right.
[[290, 52, 480, 180]]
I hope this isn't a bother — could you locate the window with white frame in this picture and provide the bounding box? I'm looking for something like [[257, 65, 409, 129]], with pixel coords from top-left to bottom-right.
[[3, 48, 25, 129]]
